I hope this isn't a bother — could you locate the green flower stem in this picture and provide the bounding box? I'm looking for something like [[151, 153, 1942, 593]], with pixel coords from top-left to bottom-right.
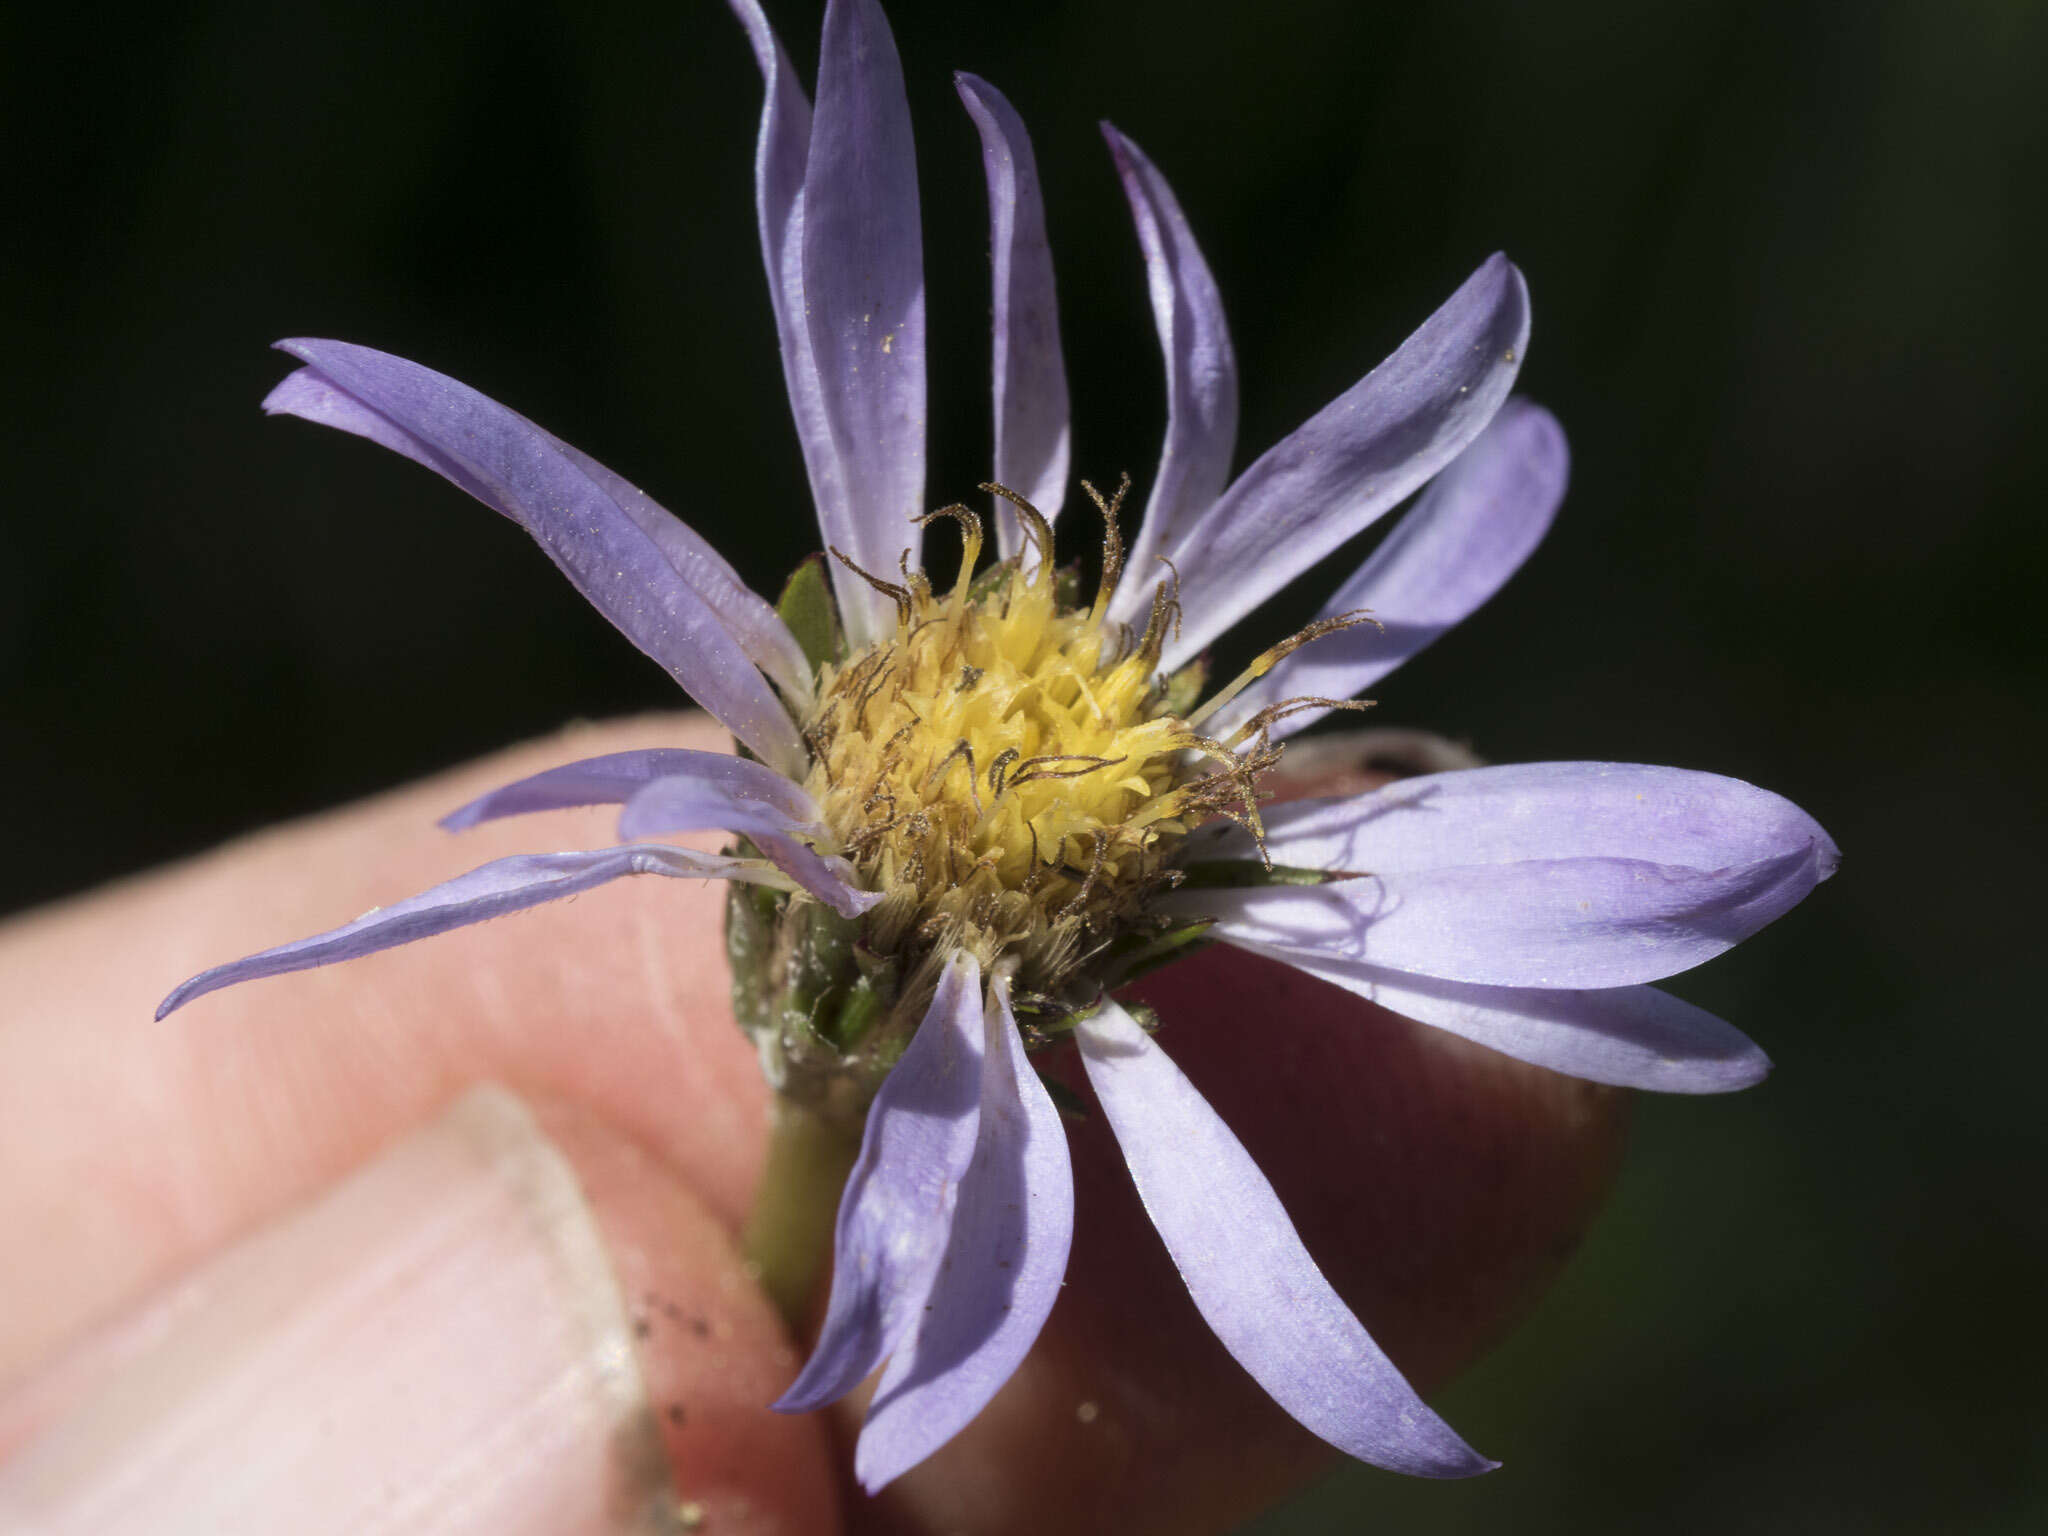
[[742, 1096, 861, 1332]]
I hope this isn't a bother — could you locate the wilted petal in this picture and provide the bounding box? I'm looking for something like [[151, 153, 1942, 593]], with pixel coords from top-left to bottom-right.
[[440, 747, 817, 831], [1178, 843, 1834, 989], [1214, 398, 1568, 740], [264, 343, 806, 776], [157, 844, 788, 1021], [957, 73, 1071, 557], [619, 774, 878, 919], [1213, 941, 1771, 1093], [1192, 761, 1841, 879], [1148, 254, 1531, 670], [1101, 124, 1239, 620], [801, 0, 927, 645], [855, 976, 1075, 1491], [776, 953, 984, 1413], [1075, 1000, 1492, 1478]]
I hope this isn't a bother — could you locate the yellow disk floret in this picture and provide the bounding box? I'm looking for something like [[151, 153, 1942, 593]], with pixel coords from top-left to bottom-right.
[[799, 489, 1263, 999]]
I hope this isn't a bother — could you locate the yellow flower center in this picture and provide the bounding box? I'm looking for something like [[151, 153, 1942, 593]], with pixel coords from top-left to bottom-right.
[[799, 489, 1262, 999]]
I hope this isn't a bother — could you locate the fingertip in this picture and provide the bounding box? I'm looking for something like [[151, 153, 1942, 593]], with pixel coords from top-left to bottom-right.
[[534, 1097, 843, 1534], [0, 1088, 842, 1535]]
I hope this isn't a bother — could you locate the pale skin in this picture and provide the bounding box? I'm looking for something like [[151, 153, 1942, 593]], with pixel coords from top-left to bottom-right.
[[0, 712, 1626, 1534]]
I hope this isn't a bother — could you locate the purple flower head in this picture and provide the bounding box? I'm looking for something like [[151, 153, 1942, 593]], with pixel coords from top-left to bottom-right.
[[159, 0, 1838, 1495]]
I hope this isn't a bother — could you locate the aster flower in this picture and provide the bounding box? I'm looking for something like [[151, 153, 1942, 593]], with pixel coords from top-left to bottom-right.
[[158, 0, 1837, 1498]]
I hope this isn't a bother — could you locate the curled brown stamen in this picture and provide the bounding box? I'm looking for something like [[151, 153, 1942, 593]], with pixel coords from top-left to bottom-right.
[[1007, 752, 1129, 789], [1177, 730, 1282, 867], [986, 746, 1021, 799], [898, 549, 935, 607], [915, 504, 986, 601], [922, 740, 984, 817], [1081, 473, 1131, 625], [830, 546, 914, 626], [854, 662, 896, 728], [1224, 696, 1375, 748], [1136, 577, 1183, 665], [1058, 831, 1114, 919], [1185, 608, 1384, 731], [980, 481, 1055, 572]]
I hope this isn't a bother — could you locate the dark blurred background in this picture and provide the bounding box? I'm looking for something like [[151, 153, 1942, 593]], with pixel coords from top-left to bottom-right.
[[7, 0, 2044, 1528]]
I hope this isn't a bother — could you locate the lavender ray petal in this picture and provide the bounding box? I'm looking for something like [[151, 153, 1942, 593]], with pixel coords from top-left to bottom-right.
[[1173, 843, 1835, 990], [1189, 761, 1841, 881], [726, 0, 852, 623], [800, 0, 927, 645], [540, 430, 812, 704], [1075, 1001, 1493, 1477], [1216, 939, 1771, 1093], [264, 345, 806, 775], [775, 953, 985, 1413], [156, 844, 787, 1021], [956, 74, 1071, 558], [1150, 254, 1531, 671], [1100, 124, 1239, 623], [267, 361, 808, 713], [854, 975, 1075, 1491], [1214, 398, 1567, 741], [440, 748, 818, 832], [618, 775, 878, 919]]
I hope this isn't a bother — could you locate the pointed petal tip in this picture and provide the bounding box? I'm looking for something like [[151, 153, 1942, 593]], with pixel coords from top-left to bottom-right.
[[852, 1432, 932, 1494], [952, 70, 1021, 131], [849, 975, 1075, 1488], [271, 336, 340, 367], [775, 954, 986, 1418], [770, 1385, 831, 1415], [1812, 831, 1843, 882], [1490, 251, 1530, 314], [156, 966, 230, 1020], [1719, 1046, 1774, 1093], [1415, 1443, 1499, 1479], [1458, 252, 1530, 351], [1078, 1002, 1488, 1477], [852, 1437, 898, 1495], [829, 884, 888, 918], [258, 377, 302, 417]]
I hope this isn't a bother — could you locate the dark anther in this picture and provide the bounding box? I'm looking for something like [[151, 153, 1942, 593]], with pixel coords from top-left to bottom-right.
[[1267, 608, 1383, 665], [980, 482, 1055, 571], [1178, 730, 1283, 868], [1227, 696, 1374, 747], [1058, 831, 1114, 919], [898, 549, 934, 606], [1158, 555, 1184, 641], [854, 662, 896, 728], [830, 545, 915, 626], [1136, 575, 1182, 664], [1008, 752, 1128, 788], [1081, 473, 1131, 612], [923, 740, 985, 816], [987, 746, 1022, 799], [846, 811, 916, 853], [916, 502, 985, 551]]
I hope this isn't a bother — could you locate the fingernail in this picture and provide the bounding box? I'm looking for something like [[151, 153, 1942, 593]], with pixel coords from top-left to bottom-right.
[[0, 1086, 681, 1534]]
